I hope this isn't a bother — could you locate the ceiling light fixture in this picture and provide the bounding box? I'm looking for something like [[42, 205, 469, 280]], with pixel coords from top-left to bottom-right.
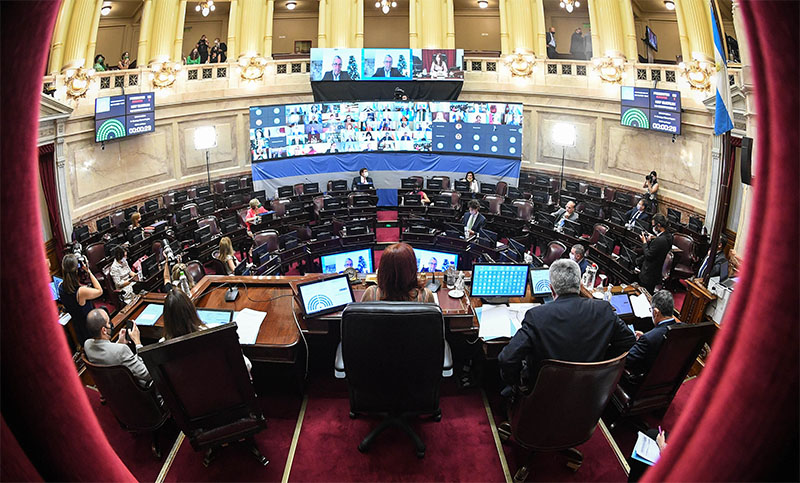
[[663, 0, 675, 10], [195, 0, 215, 17], [286, 1, 297, 9], [100, 2, 112, 16], [375, 0, 397, 14], [559, 0, 580, 13], [477, 0, 488, 8]]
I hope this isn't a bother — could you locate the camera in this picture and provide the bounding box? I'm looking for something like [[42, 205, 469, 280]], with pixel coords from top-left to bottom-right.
[[645, 174, 652, 181], [72, 242, 88, 268], [162, 238, 176, 263]]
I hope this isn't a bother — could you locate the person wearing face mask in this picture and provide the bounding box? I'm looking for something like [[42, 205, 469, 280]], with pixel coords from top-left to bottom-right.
[[624, 199, 651, 229], [351, 167, 373, 189], [637, 214, 672, 293], [569, 243, 588, 275], [83, 309, 151, 387], [209, 37, 227, 63], [109, 246, 139, 305], [625, 290, 680, 376]]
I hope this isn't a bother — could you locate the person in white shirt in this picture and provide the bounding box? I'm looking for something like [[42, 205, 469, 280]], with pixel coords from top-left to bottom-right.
[[109, 246, 138, 304], [464, 171, 480, 194]]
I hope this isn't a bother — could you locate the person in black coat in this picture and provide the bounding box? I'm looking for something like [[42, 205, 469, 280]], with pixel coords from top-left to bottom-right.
[[624, 199, 651, 227], [498, 259, 635, 390], [462, 200, 486, 236], [546, 27, 558, 59], [196, 35, 210, 64], [626, 290, 679, 375], [637, 214, 672, 293], [372, 55, 403, 77], [351, 167, 373, 189], [698, 233, 729, 278], [569, 28, 585, 60]]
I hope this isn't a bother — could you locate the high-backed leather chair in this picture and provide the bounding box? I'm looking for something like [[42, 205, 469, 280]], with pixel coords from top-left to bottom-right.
[[289, 224, 312, 241], [583, 223, 609, 245], [327, 179, 348, 192], [82, 354, 169, 458], [500, 354, 627, 481], [181, 203, 198, 219], [671, 233, 697, 279], [293, 183, 304, 196], [239, 176, 250, 189], [85, 242, 106, 274], [332, 218, 345, 237], [271, 199, 290, 217], [151, 240, 165, 263], [253, 229, 279, 251], [139, 323, 268, 467], [610, 323, 717, 426], [111, 211, 126, 228], [512, 200, 534, 221], [655, 251, 674, 291], [603, 187, 616, 202], [162, 192, 175, 207], [101, 263, 125, 306], [197, 216, 219, 236], [483, 194, 504, 215], [431, 175, 450, 190], [440, 190, 461, 210], [187, 187, 197, 199], [542, 241, 567, 266], [312, 195, 325, 217], [212, 180, 226, 194], [495, 181, 509, 197], [334, 302, 452, 458], [184, 260, 206, 283], [205, 258, 228, 276], [409, 176, 424, 190]]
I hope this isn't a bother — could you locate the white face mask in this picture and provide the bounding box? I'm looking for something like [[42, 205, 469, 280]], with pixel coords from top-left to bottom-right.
[[653, 227, 659, 235], [363, 172, 369, 178], [569, 253, 576, 261]]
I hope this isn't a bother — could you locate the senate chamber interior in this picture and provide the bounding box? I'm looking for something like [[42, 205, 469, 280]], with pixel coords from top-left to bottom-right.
[[2, 0, 797, 481]]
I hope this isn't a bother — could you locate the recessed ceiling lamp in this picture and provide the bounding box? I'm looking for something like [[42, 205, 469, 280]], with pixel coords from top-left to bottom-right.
[[559, 0, 580, 13], [100, 2, 111, 16], [286, 1, 297, 9], [375, 0, 397, 14], [195, 0, 215, 17], [663, 0, 675, 10], [477, 0, 488, 8]]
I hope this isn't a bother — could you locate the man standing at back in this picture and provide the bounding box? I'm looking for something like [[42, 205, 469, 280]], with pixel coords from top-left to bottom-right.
[[637, 213, 672, 293], [498, 259, 634, 391]]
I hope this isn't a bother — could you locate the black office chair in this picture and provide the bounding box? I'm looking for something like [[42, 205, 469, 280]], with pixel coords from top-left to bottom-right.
[[139, 323, 268, 467], [333, 302, 453, 458]]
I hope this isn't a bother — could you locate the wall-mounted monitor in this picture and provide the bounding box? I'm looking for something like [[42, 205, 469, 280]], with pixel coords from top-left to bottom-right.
[[249, 100, 523, 162], [309, 48, 464, 82], [645, 26, 658, 52], [620, 86, 681, 135], [95, 92, 155, 142], [413, 248, 458, 273]]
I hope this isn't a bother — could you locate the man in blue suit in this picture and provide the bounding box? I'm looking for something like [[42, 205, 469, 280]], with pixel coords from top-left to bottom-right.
[[624, 199, 651, 228], [626, 290, 680, 375], [462, 200, 486, 237], [372, 55, 403, 78]]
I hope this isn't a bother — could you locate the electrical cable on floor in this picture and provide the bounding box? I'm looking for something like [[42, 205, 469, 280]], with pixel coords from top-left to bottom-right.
[[290, 297, 310, 381]]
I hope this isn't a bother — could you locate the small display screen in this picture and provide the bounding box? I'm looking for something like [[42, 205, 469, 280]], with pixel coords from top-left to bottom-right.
[[321, 248, 373, 274], [609, 294, 633, 316], [196, 309, 233, 326], [471, 264, 529, 297], [298, 275, 355, 317], [414, 248, 458, 273], [529, 268, 551, 296]]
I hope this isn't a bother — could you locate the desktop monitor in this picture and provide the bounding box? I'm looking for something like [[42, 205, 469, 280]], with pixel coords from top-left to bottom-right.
[[529, 267, 551, 296], [564, 180, 580, 193], [508, 237, 527, 257], [233, 260, 250, 276], [586, 185, 602, 198], [198, 200, 215, 216], [667, 208, 682, 224], [480, 183, 496, 194], [311, 224, 334, 239], [221, 216, 239, 234], [618, 244, 638, 270], [427, 179, 443, 190], [534, 175, 551, 187], [329, 180, 348, 191], [609, 293, 633, 316], [296, 274, 356, 318], [124, 206, 138, 219], [537, 211, 555, 227], [562, 219, 581, 237], [471, 263, 530, 302], [144, 199, 159, 213], [531, 191, 549, 204], [346, 224, 369, 236], [304, 182, 320, 194], [499, 249, 520, 263], [688, 216, 703, 232], [174, 191, 188, 203], [583, 202, 602, 217], [402, 195, 422, 206], [353, 196, 372, 207], [480, 228, 498, 242], [454, 180, 470, 192], [324, 198, 343, 210], [141, 255, 159, 279], [610, 209, 627, 225], [356, 182, 374, 191], [278, 186, 294, 198], [226, 194, 245, 208], [175, 209, 192, 224], [321, 248, 373, 274], [432, 195, 451, 207], [96, 216, 111, 232], [401, 178, 419, 189], [506, 186, 522, 199], [129, 231, 144, 244], [225, 180, 240, 191], [251, 190, 266, 202], [500, 204, 517, 218], [194, 225, 211, 244], [596, 233, 614, 254], [196, 186, 211, 198], [615, 192, 633, 206], [286, 201, 304, 214], [251, 242, 272, 265], [414, 248, 458, 272]]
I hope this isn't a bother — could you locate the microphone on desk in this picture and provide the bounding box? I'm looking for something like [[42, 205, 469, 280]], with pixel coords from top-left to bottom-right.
[[426, 270, 441, 293]]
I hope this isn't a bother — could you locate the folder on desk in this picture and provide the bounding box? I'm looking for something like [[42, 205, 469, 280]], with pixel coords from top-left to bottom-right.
[[135, 303, 163, 326], [476, 304, 532, 340]]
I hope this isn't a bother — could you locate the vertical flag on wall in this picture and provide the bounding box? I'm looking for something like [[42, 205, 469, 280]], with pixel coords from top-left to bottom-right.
[[711, 2, 734, 135]]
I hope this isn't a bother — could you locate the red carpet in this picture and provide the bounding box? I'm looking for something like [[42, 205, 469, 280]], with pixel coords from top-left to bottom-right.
[[288, 381, 505, 482], [377, 210, 397, 222], [376, 227, 400, 243], [163, 393, 302, 482], [85, 387, 178, 482]]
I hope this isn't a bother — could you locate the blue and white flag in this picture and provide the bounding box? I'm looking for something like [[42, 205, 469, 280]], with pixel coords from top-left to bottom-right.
[[711, 2, 734, 135]]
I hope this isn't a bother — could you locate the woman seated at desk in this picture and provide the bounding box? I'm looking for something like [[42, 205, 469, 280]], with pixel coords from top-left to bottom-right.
[[464, 171, 479, 194], [161, 289, 252, 376], [362, 242, 434, 303], [216, 236, 236, 275], [245, 198, 267, 232], [128, 212, 143, 241]]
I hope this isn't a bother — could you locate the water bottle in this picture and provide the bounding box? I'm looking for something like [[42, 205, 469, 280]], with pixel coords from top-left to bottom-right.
[[604, 284, 612, 302], [179, 271, 190, 294]]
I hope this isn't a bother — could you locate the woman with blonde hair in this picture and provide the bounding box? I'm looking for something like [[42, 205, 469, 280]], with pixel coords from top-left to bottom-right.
[[217, 236, 236, 275], [162, 261, 196, 293]]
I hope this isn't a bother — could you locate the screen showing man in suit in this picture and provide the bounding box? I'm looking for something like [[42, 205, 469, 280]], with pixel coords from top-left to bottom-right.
[[363, 49, 411, 80], [321, 56, 351, 81], [375, 55, 401, 77]]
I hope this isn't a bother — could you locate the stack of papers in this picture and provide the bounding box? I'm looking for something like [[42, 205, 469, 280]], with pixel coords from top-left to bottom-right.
[[233, 308, 266, 345], [477, 303, 538, 340], [629, 293, 652, 318], [631, 431, 662, 466]]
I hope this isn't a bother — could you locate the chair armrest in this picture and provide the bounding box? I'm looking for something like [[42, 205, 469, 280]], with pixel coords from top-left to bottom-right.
[[443, 340, 453, 378], [334, 342, 345, 379]]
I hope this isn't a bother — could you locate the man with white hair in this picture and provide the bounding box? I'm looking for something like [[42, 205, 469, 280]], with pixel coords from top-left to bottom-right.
[[498, 259, 635, 390]]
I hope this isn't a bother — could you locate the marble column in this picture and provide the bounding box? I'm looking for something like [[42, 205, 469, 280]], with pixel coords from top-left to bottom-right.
[[137, 0, 154, 66], [356, 0, 364, 48], [149, 0, 180, 64], [619, 0, 637, 61], [239, 0, 263, 57], [61, 0, 98, 71], [674, 0, 714, 62], [446, 0, 455, 49], [49, 0, 76, 75], [589, 0, 626, 58], [227, 0, 240, 59], [55, 120, 73, 239], [412, 0, 445, 48], [84, 0, 104, 65], [317, 0, 327, 47], [173, 0, 188, 61], [263, 0, 275, 58]]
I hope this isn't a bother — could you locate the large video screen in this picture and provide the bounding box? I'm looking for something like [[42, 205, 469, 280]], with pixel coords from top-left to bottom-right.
[[95, 92, 155, 142], [620, 86, 681, 135], [321, 248, 374, 274], [249, 101, 522, 161], [310, 48, 464, 81], [414, 248, 458, 273]]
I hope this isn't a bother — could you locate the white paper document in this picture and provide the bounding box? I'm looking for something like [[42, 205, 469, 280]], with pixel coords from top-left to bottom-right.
[[631, 431, 661, 466], [478, 305, 512, 340], [630, 293, 652, 318], [233, 308, 266, 345]]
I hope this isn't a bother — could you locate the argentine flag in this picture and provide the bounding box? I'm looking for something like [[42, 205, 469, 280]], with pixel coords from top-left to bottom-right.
[[712, 3, 734, 135]]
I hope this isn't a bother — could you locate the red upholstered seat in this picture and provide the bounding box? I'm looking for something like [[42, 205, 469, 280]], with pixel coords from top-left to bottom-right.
[[542, 241, 567, 266]]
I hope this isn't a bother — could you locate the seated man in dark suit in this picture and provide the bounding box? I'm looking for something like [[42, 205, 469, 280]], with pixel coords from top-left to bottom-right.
[[570, 243, 589, 275], [462, 200, 486, 237], [320, 55, 351, 81], [624, 199, 651, 229], [498, 259, 635, 393], [372, 55, 403, 77], [551, 200, 578, 230], [637, 214, 672, 293], [698, 233, 729, 278], [626, 290, 680, 375], [83, 308, 151, 387], [351, 167, 373, 189]]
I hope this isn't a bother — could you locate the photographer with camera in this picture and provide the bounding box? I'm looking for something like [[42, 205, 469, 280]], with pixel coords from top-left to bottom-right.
[[642, 170, 659, 213], [59, 253, 104, 346]]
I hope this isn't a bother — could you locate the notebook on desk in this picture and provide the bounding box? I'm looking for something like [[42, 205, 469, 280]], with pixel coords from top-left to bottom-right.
[[197, 308, 234, 326]]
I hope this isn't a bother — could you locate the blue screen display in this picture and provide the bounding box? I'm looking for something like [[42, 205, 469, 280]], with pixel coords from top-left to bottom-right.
[[95, 92, 155, 142], [321, 249, 373, 274], [471, 264, 529, 297], [298, 276, 354, 316], [620, 87, 681, 136], [414, 248, 458, 273], [529, 268, 551, 296]]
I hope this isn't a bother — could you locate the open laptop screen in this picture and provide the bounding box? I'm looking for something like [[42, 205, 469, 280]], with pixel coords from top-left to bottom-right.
[[297, 274, 355, 317]]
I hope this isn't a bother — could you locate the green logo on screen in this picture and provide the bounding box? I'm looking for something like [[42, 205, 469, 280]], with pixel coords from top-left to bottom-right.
[[96, 118, 126, 141], [621, 108, 649, 129]]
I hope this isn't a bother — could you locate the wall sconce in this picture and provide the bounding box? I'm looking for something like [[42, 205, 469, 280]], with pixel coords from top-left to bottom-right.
[[504, 50, 536, 78], [592, 55, 625, 83], [64, 67, 95, 99], [238, 55, 268, 81], [150, 62, 182, 88], [679, 58, 713, 91]]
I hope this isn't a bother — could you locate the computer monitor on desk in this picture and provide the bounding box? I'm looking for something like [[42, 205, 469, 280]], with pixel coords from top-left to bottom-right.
[[324, 198, 343, 210], [564, 180, 580, 193], [529, 267, 551, 297], [194, 225, 212, 244], [144, 199, 160, 213], [615, 192, 633, 206], [198, 200, 215, 216], [454, 180, 470, 192], [277, 186, 294, 198], [304, 182, 320, 194], [296, 274, 356, 318], [329, 180, 348, 192], [96, 216, 111, 232], [321, 248, 373, 274], [531, 191, 549, 205], [536, 211, 555, 227], [610, 209, 627, 226], [427, 179, 443, 190], [401, 178, 419, 190], [356, 182, 374, 191], [562, 219, 581, 237], [480, 183, 496, 194], [196, 186, 211, 198], [471, 263, 530, 305], [586, 185, 602, 198]]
